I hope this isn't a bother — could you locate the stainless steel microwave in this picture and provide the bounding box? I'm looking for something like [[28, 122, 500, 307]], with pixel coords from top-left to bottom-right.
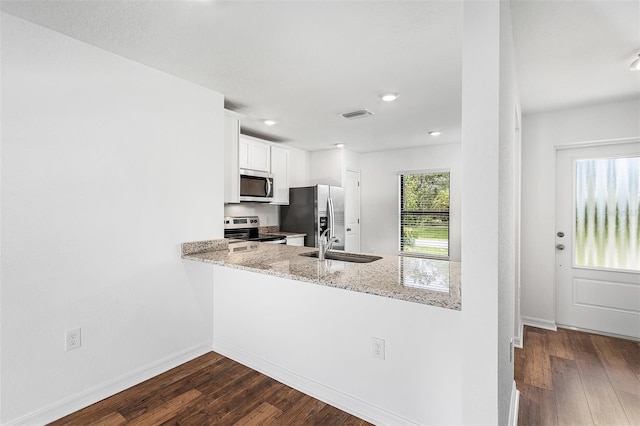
[[239, 169, 274, 202]]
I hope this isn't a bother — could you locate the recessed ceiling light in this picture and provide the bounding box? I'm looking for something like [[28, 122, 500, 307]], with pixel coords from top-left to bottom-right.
[[263, 119, 277, 126], [335, 143, 346, 148], [379, 92, 399, 102], [630, 54, 640, 71], [429, 131, 442, 136]]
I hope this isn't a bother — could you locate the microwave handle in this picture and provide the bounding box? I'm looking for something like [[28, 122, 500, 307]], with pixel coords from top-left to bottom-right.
[[265, 178, 272, 197]]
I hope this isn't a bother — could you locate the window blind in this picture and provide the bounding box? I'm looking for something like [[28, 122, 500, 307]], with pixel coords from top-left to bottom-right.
[[399, 172, 450, 259]]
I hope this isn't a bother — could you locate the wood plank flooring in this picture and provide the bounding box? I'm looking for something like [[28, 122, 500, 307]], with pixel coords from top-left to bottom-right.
[[48, 352, 371, 426], [516, 326, 640, 426]]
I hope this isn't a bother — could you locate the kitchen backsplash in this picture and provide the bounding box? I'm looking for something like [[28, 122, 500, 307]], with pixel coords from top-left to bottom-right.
[[224, 203, 279, 226], [259, 225, 279, 234]]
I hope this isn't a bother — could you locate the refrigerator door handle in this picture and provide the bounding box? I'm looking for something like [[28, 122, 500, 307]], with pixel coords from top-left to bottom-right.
[[332, 199, 336, 238], [328, 197, 335, 239], [324, 198, 330, 240]]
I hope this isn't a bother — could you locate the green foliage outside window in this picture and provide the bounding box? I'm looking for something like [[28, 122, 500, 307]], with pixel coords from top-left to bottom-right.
[[400, 172, 450, 258]]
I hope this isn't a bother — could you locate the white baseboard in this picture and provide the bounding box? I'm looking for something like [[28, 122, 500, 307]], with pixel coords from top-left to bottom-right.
[[212, 339, 420, 426], [6, 340, 213, 426], [508, 380, 520, 426], [521, 316, 557, 332]]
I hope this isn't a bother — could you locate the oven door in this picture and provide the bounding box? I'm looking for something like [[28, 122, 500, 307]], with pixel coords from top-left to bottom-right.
[[240, 169, 274, 202]]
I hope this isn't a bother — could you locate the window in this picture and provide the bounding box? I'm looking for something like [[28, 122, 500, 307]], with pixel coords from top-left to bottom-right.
[[575, 156, 639, 271], [399, 171, 450, 259]]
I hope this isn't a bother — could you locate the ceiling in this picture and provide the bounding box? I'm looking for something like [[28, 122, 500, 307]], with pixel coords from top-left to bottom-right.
[[511, 0, 639, 114], [1, 0, 638, 153]]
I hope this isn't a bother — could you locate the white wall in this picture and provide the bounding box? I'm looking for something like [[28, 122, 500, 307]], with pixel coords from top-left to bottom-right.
[[308, 149, 343, 186], [359, 145, 462, 260], [1, 13, 223, 424], [520, 97, 640, 325], [343, 148, 362, 177], [288, 145, 311, 187], [498, 1, 520, 423], [212, 266, 462, 425], [308, 147, 361, 188], [460, 1, 501, 423]]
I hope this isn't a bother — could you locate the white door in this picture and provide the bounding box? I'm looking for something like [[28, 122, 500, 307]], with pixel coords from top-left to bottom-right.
[[555, 141, 640, 339], [345, 170, 361, 253]]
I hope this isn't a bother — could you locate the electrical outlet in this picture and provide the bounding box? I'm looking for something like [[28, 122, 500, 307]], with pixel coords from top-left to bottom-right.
[[372, 337, 385, 360], [65, 328, 81, 351]]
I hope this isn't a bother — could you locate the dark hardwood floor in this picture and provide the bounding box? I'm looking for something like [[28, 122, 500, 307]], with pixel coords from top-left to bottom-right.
[[48, 352, 372, 425], [515, 326, 640, 425], [47, 326, 640, 425]]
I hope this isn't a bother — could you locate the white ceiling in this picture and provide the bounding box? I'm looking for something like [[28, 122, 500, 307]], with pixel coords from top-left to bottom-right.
[[511, 0, 639, 114], [1, 1, 638, 152]]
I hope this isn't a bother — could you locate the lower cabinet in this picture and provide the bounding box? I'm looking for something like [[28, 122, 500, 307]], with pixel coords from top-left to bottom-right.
[[286, 236, 304, 246]]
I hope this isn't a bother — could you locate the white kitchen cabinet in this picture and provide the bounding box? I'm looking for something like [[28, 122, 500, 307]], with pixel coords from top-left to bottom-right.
[[238, 139, 249, 171], [270, 146, 289, 205], [286, 236, 304, 246], [224, 109, 243, 203], [239, 136, 271, 172]]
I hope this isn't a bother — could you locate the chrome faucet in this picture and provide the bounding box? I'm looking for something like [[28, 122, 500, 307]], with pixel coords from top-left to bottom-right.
[[319, 228, 341, 261]]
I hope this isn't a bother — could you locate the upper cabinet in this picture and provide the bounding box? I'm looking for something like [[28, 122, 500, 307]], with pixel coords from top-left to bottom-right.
[[224, 109, 243, 204], [224, 117, 291, 205], [239, 136, 271, 172], [270, 146, 289, 205]]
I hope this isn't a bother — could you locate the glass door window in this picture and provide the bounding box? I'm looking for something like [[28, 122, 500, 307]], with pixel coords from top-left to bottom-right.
[[575, 156, 639, 271]]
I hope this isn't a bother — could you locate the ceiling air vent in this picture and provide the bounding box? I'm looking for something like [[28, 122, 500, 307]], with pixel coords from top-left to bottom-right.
[[340, 109, 374, 120]]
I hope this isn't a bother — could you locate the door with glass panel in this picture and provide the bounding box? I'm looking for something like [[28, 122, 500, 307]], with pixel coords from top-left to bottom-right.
[[555, 142, 639, 339]]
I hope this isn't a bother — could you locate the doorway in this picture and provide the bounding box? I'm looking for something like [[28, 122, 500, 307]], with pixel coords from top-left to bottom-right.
[[345, 170, 361, 253], [555, 141, 639, 339]]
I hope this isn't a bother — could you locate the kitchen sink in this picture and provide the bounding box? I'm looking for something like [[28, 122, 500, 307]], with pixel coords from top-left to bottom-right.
[[299, 251, 382, 263]]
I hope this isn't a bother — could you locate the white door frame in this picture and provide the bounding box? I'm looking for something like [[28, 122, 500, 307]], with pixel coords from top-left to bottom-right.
[[344, 169, 361, 253]]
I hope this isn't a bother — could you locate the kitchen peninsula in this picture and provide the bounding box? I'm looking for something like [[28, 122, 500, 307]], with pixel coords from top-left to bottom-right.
[[182, 239, 461, 310], [181, 239, 464, 425]]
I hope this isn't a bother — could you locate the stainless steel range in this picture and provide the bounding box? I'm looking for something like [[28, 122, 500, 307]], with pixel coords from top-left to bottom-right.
[[223, 216, 287, 244]]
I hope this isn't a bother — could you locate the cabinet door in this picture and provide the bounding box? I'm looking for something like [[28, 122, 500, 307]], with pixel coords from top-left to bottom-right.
[[270, 146, 289, 205], [286, 236, 304, 246], [224, 112, 240, 203], [238, 138, 250, 170], [239, 137, 271, 172], [249, 141, 271, 172]]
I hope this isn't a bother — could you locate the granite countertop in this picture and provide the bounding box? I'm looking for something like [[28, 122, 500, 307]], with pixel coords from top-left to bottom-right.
[[257, 226, 306, 238], [181, 239, 461, 310]]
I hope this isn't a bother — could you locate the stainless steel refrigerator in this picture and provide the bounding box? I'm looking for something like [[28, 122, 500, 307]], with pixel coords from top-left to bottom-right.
[[279, 185, 345, 250]]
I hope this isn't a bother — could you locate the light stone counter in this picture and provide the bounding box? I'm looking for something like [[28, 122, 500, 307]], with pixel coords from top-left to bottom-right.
[[181, 239, 461, 310], [257, 226, 306, 238]]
